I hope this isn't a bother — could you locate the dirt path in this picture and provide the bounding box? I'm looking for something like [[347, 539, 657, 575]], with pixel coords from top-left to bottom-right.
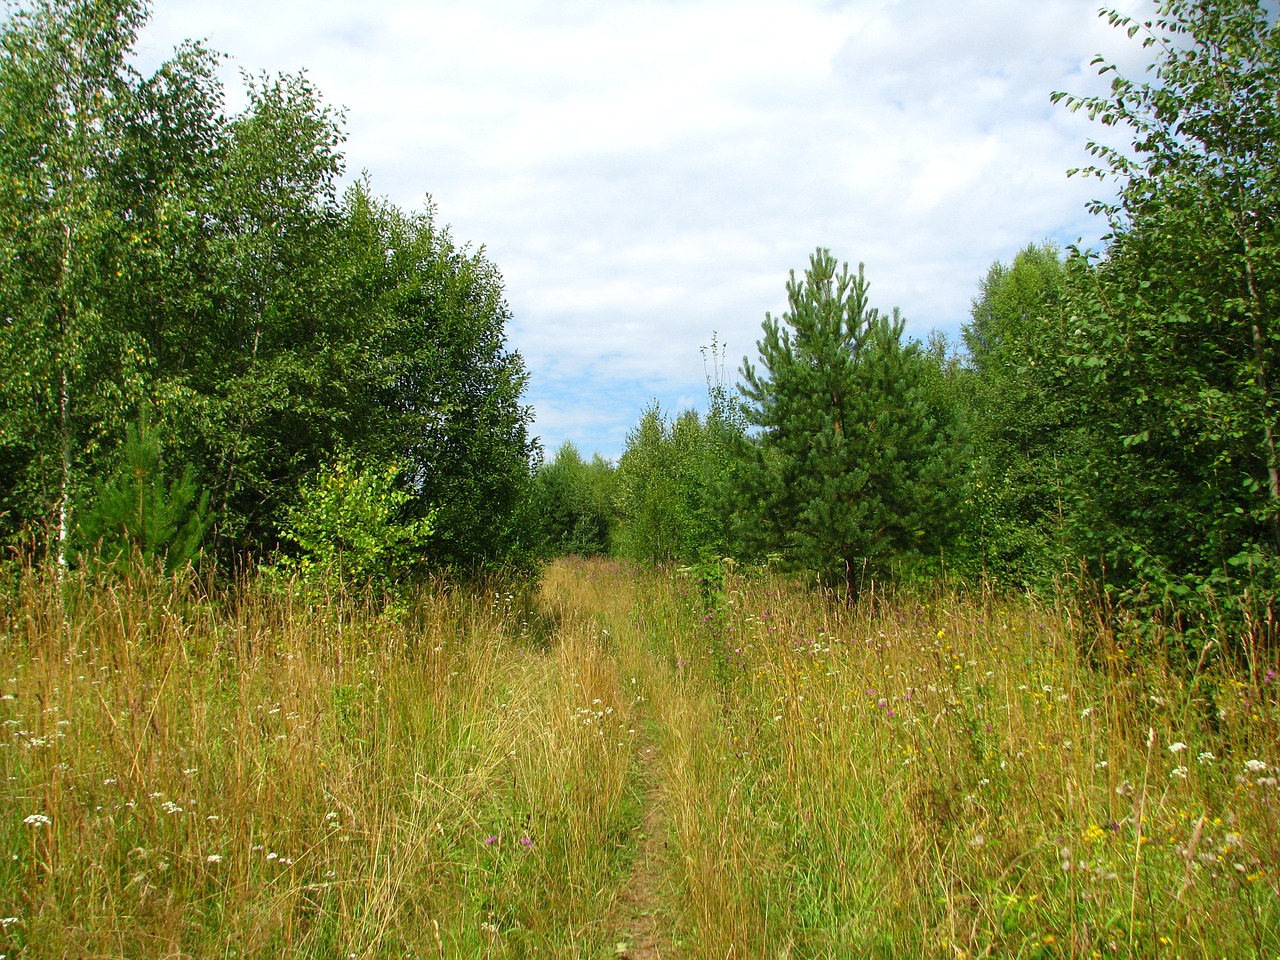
[[538, 561, 679, 958], [610, 738, 672, 960]]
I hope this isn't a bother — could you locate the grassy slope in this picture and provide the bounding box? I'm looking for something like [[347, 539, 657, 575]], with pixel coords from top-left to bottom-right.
[[0, 558, 1276, 958]]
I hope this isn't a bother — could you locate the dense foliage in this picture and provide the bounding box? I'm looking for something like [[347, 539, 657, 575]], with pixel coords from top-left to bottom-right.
[[532, 442, 615, 557], [4, 0, 1280, 654], [585, 0, 1280, 657], [0, 0, 535, 576], [960, 243, 1079, 587], [1045, 0, 1280, 633], [737, 250, 966, 594]]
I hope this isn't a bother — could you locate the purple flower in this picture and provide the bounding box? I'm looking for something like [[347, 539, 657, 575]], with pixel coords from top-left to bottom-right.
[[520, 836, 534, 848], [484, 836, 499, 845]]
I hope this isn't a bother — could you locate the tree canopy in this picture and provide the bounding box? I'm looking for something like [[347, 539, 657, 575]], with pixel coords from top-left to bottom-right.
[[0, 0, 535, 577], [739, 249, 965, 595], [1045, 0, 1280, 625]]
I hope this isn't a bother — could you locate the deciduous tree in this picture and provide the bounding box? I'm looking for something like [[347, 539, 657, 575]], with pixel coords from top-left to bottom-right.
[[1052, 0, 1280, 623]]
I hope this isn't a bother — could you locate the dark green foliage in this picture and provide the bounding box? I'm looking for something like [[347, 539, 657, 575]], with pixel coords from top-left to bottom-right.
[[960, 243, 1078, 586], [1049, 0, 1280, 636], [739, 249, 966, 595], [533, 442, 615, 556], [0, 0, 536, 579], [351, 190, 536, 572], [74, 414, 210, 572]]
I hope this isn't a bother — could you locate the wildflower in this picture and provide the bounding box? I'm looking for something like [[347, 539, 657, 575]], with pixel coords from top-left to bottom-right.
[[1170, 766, 1188, 779], [484, 836, 499, 845], [1197, 752, 1215, 764], [205, 854, 222, 863], [1244, 760, 1269, 774], [22, 814, 50, 826], [520, 836, 534, 847], [1168, 742, 1188, 754], [1115, 780, 1135, 797]]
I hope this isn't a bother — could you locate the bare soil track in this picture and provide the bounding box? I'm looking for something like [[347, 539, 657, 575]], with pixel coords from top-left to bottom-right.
[[610, 741, 672, 960]]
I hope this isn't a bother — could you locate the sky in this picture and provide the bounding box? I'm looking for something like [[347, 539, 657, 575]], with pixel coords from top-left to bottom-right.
[[134, 0, 1155, 461]]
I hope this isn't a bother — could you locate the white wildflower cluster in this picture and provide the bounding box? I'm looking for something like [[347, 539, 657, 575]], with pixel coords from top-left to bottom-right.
[[1233, 759, 1278, 789], [572, 698, 622, 736], [7, 723, 66, 750]]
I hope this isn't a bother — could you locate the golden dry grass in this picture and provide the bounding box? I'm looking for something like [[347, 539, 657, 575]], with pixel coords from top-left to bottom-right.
[[0, 557, 1276, 958]]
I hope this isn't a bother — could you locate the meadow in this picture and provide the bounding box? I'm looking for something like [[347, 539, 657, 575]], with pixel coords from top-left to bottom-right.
[[0, 556, 1276, 958]]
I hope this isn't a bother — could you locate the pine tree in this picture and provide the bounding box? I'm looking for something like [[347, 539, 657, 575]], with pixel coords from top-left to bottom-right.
[[740, 249, 963, 596], [75, 413, 210, 572]]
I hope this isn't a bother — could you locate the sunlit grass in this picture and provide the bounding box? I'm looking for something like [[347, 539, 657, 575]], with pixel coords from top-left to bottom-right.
[[0, 560, 641, 957], [646, 567, 1280, 958], [0, 556, 1276, 957]]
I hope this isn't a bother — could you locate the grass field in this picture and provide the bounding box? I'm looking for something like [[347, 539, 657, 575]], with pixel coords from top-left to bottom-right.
[[0, 556, 1276, 958]]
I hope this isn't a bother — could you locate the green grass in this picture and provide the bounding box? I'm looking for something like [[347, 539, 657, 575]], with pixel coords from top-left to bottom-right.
[[0, 557, 1276, 958]]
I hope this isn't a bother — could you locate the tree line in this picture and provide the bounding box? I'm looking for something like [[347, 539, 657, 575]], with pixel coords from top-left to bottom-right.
[[536, 0, 1280, 654], [3, 0, 1278, 656], [0, 0, 536, 579]]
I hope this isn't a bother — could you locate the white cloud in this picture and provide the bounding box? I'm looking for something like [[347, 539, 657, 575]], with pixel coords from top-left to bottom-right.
[[136, 0, 1158, 459]]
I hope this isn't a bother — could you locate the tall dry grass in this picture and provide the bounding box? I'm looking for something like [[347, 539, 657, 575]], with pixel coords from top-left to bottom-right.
[[642, 567, 1280, 958], [1, 555, 1276, 958], [0, 560, 643, 958]]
